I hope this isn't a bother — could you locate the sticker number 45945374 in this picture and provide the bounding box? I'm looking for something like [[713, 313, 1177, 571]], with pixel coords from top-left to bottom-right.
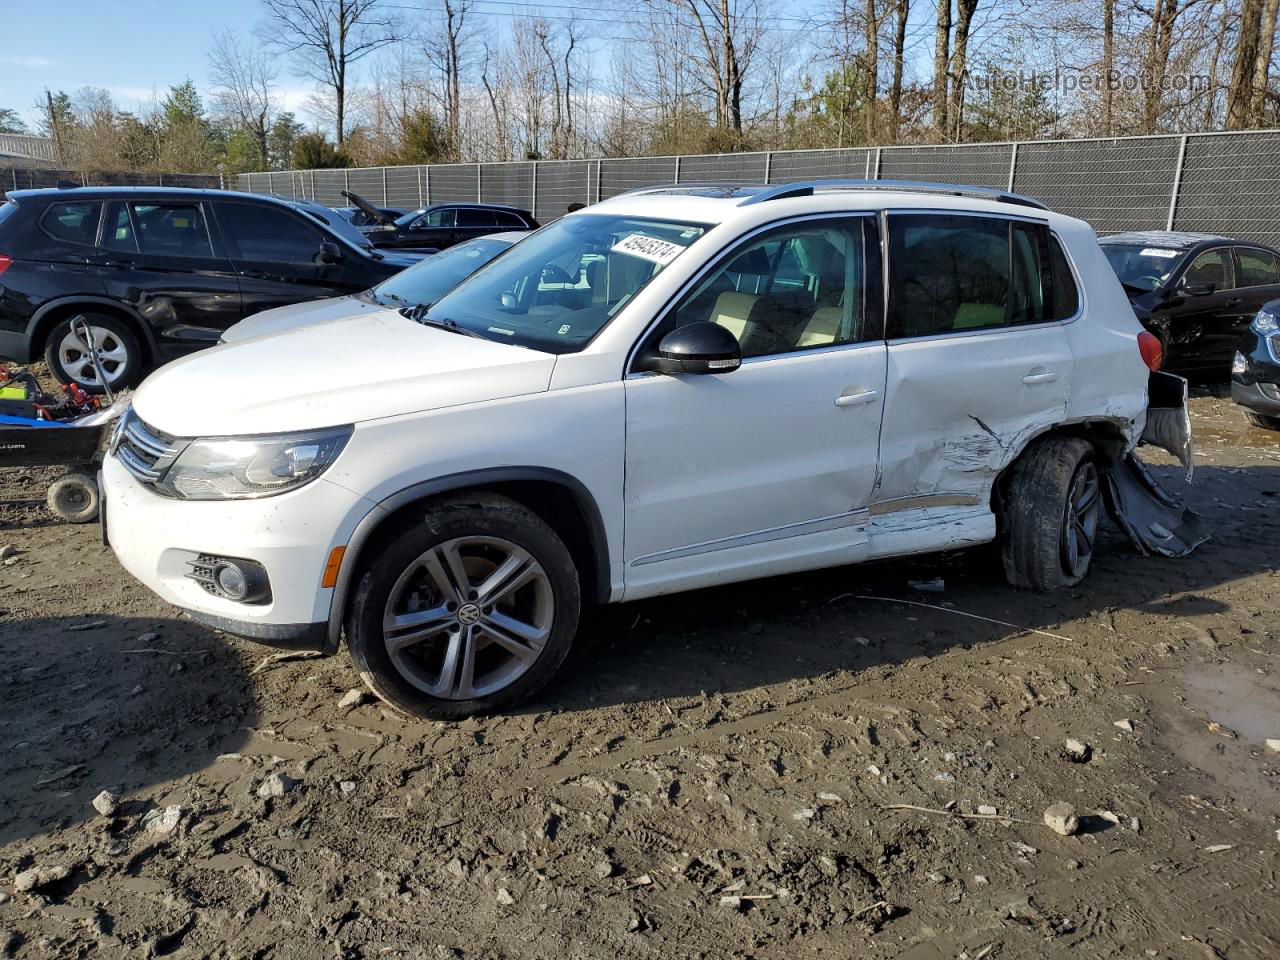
[[611, 233, 686, 266]]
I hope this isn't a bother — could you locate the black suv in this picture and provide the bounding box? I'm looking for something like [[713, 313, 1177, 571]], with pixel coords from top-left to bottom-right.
[[0, 186, 424, 390], [349, 194, 538, 251], [1100, 230, 1280, 378]]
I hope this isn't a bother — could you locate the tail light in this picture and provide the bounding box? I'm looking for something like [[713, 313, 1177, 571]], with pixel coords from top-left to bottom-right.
[[1137, 331, 1163, 371], [0, 255, 11, 276]]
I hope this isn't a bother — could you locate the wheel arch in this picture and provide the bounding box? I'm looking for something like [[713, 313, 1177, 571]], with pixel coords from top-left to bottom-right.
[[991, 418, 1130, 520], [28, 296, 159, 366], [324, 467, 612, 655]]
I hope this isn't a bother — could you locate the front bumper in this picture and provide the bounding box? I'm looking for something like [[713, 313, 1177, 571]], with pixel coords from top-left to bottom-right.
[[101, 452, 374, 650], [1231, 379, 1280, 418]]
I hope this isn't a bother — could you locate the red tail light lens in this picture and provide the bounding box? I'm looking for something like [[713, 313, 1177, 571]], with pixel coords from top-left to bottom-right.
[[0, 255, 11, 276], [1137, 331, 1163, 371]]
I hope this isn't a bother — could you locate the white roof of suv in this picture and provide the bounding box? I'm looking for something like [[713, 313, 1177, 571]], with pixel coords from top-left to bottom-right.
[[585, 180, 1058, 231]]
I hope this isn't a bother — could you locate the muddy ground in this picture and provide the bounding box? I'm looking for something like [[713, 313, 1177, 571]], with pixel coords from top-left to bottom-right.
[[1, 390, 1279, 959]]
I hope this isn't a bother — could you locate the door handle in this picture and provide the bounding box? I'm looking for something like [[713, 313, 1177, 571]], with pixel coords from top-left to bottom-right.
[[1022, 371, 1059, 384], [1224, 297, 1242, 306], [835, 388, 879, 407], [239, 270, 270, 280]]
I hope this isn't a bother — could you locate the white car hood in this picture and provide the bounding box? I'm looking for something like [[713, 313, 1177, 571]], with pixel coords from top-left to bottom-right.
[[219, 295, 386, 343], [133, 309, 557, 436]]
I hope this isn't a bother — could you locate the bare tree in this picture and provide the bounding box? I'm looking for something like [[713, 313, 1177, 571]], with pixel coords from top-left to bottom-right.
[[1250, 0, 1280, 122], [638, 0, 764, 140], [261, 0, 404, 144], [933, 0, 951, 133], [888, 0, 910, 140], [946, 0, 980, 138], [422, 0, 471, 160], [1101, 0, 1115, 133], [209, 30, 279, 166], [864, 0, 881, 140], [1227, 0, 1265, 126]]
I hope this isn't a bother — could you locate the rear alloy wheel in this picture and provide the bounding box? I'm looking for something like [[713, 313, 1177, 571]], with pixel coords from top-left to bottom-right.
[[44, 313, 143, 393], [346, 494, 580, 719], [1001, 437, 1101, 591]]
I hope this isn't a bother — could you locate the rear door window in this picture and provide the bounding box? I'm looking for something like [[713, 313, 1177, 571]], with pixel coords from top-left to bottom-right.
[[495, 211, 525, 227], [216, 202, 326, 263], [458, 208, 497, 227], [1235, 248, 1280, 287], [886, 214, 1049, 337], [39, 201, 102, 247], [130, 202, 214, 258]]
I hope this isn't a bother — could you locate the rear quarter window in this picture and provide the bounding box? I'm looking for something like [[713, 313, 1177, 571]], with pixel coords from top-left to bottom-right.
[[39, 201, 102, 247]]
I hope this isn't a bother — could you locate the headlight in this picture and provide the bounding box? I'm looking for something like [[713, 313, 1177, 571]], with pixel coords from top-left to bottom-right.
[[162, 425, 352, 500], [1232, 351, 1249, 375], [1254, 307, 1279, 334]]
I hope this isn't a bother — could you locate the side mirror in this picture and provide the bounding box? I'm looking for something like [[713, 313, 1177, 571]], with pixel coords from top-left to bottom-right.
[[318, 241, 344, 265], [1181, 280, 1215, 297], [640, 321, 742, 375]]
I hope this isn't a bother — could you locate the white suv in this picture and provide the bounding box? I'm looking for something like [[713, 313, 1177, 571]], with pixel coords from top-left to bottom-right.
[[101, 181, 1199, 718]]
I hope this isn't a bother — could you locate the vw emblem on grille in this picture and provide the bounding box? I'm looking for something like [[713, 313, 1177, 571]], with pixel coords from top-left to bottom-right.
[[457, 603, 481, 625]]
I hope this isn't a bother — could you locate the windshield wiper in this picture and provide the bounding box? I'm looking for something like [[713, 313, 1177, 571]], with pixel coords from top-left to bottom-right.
[[398, 303, 485, 339]]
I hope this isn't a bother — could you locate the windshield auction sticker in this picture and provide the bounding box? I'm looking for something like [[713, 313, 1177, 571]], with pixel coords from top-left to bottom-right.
[[612, 233, 685, 266], [1139, 248, 1180, 258]]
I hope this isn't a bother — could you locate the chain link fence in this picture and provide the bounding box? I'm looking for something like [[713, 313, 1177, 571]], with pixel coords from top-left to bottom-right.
[[231, 128, 1276, 247]]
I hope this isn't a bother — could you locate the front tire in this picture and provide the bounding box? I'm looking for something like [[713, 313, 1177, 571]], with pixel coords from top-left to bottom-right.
[[345, 493, 581, 719], [1001, 437, 1101, 591], [44, 312, 144, 393], [1244, 410, 1280, 431]]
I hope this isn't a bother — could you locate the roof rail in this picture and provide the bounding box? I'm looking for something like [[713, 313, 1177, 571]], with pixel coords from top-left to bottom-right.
[[737, 179, 1049, 210]]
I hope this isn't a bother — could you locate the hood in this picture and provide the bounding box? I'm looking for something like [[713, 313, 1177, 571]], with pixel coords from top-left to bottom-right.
[[341, 190, 395, 225], [133, 310, 557, 436], [377, 249, 430, 267], [220, 295, 385, 343]]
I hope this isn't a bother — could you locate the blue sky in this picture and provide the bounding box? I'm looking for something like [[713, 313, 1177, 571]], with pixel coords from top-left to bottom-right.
[[2, 0, 323, 129]]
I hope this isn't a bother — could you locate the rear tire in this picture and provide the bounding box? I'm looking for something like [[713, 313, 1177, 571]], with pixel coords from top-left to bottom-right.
[[44, 312, 144, 394], [1001, 437, 1100, 591], [345, 493, 581, 719], [1244, 410, 1280, 431], [47, 472, 100, 524]]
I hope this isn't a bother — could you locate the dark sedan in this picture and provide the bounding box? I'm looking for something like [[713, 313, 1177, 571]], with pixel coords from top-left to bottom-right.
[[1100, 230, 1280, 378], [1232, 299, 1280, 430], [356, 200, 538, 251]]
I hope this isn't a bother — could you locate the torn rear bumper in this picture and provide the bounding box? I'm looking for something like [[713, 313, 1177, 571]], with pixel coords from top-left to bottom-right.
[[1100, 370, 1208, 558]]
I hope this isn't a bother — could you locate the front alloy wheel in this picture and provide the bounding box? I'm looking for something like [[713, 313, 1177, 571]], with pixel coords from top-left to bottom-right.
[[383, 537, 554, 700], [346, 493, 581, 719]]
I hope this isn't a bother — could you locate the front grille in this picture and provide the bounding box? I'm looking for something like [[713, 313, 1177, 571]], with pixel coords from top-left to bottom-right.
[[112, 408, 185, 490]]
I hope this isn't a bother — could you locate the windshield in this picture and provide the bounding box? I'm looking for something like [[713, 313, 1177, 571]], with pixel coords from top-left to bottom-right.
[[394, 208, 428, 227], [368, 237, 514, 308], [1101, 243, 1185, 292], [424, 214, 709, 353], [296, 202, 377, 252]]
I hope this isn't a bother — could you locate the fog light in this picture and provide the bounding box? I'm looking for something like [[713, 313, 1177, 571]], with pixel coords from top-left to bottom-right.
[[186, 554, 271, 604], [1232, 351, 1248, 375], [214, 562, 249, 600]]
